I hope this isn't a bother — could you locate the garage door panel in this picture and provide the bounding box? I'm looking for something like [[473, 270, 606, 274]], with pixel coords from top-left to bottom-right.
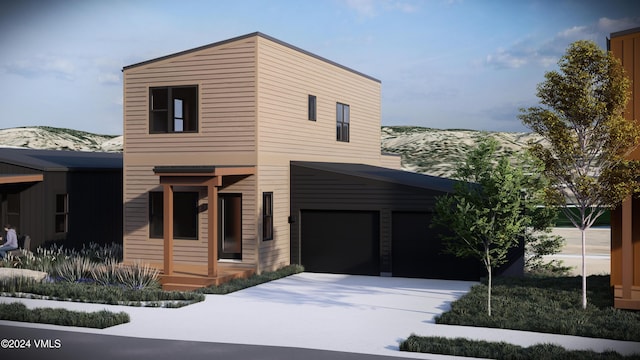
[[301, 210, 380, 276], [392, 211, 483, 280]]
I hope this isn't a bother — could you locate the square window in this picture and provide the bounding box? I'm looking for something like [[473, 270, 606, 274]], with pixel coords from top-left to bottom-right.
[[149, 191, 199, 240], [150, 86, 198, 133]]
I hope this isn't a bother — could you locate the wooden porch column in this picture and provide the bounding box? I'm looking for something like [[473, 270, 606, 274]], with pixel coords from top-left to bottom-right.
[[622, 196, 633, 300], [207, 177, 221, 277], [163, 184, 174, 275]]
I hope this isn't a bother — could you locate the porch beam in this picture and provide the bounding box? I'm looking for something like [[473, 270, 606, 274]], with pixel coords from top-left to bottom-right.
[[0, 174, 44, 185], [208, 178, 219, 277], [163, 184, 174, 275]]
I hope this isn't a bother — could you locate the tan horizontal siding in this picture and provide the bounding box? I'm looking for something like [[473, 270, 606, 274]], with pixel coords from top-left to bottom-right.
[[256, 36, 382, 165], [258, 164, 290, 272], [123, 37, 257, 157]]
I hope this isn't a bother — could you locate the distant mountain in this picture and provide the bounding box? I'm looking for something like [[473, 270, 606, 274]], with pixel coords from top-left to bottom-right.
[[0, 126, 123, 152], [0, 125, 542, 178], [381, 126, 543, 178]]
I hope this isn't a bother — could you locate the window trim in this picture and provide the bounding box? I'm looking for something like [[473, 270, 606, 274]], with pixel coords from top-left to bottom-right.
[[55, 194, 68, 234], [308, 95, 317, 121], [336, 102, 350, 142], [262, 192, 273, 241], [149, 191, 199, 240], [149, 85, 199, 134]]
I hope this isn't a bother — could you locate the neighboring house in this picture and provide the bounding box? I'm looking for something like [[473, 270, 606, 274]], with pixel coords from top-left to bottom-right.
[[609, 27, 640, 310], [122, 32, 521, 289], [0, 148, 123, 250]]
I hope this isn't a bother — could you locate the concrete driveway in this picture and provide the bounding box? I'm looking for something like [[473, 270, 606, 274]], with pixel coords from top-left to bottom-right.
[[2, 272, 638, 358]]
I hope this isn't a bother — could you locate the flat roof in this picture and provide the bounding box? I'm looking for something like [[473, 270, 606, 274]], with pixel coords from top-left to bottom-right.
[[292, 161, 458, 193], [611, 27, 640, 38], [123, 32, 381, 83], [0, 148, 122, 172]]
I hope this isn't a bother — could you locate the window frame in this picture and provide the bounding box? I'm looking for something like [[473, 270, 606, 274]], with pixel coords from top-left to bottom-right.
[[336, 102, 350, 142], [54, 194, 68, 234], [149, 85, 199, 134], [308, 95, 317, 121], [149, 191, 199, 240], [262, 192, 273, 241]]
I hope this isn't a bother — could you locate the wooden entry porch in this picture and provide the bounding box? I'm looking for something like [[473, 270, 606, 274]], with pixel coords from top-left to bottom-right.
[[150, 262, 256, 291]]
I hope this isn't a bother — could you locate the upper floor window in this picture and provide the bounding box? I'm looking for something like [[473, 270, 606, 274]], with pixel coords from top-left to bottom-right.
[[308, 95, 317, 121], [336, 102, 350, 142], [150, 86, 198, 133]]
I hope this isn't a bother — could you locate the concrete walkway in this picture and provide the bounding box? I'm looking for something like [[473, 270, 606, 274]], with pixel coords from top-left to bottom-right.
[[1, 272, 639, 358]]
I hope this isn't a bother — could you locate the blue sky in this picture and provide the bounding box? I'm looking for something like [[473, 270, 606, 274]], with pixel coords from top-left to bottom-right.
[[1, 0, 639, 135]]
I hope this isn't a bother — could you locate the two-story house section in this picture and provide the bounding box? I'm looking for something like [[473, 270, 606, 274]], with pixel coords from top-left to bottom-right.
[[123, 32, 521, 290]]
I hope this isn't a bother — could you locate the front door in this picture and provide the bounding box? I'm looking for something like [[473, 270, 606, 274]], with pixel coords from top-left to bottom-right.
[[218, 193, 242, 260]]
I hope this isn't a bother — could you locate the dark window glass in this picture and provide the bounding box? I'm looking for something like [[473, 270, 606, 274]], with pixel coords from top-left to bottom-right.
[[150, 86, 198, 133], [149, 191, 199, 240], [220, 194, 242, 258], [336, 103, 350, 142], [55, 194, 68, 233], [263, 192, 273, 241], [7, 193, 19, 230], [308, 95, 317, 121]]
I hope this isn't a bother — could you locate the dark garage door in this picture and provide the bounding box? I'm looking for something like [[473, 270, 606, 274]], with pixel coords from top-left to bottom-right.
[[392, 211, 482, 280], [301, 210, 380, 275]]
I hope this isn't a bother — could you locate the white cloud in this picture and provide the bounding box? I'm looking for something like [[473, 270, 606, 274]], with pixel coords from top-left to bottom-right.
[[343, 0, 418, 17], [98, 72, 120, 85], [597, 17, 640, 34], [3, 55, 76, 80], [485, 48, 528, 69], [484, 17, 640, 71]]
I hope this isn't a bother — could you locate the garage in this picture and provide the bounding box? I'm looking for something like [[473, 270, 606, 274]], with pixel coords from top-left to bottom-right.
[[300, 210, 380, 275], [391, 211, 482, 280], [290, 161, 524, 279]]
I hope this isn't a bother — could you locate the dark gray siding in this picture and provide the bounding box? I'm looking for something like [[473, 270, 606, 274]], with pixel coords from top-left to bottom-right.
[[0, 165, 122, 249], [290, 163, 446, 275], [290, 163, 523, 280]]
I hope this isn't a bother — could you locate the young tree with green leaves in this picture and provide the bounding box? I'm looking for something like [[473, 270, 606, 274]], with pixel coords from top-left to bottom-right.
[[432, 136, 541, 316], [519, 40, 640, 309]]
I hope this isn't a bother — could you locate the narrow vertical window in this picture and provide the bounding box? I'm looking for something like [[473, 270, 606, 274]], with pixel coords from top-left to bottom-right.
[[55, 194, 68, 233], [308, 95, 317, 121], [263, 192, 273, 241], [336, 103, 350, 142]]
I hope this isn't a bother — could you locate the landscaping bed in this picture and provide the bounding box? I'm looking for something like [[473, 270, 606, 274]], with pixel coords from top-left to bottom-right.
[[0, 302, 129, 329], [400, 336, 640, 360], [434, 275, 640, 342], [401, 275, 640, 359]]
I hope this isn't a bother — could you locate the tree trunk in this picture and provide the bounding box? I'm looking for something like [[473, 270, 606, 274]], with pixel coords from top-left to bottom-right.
[[485, 248, 492, 317], [581, 228, 587, 309], [487, 264, 492, 317]]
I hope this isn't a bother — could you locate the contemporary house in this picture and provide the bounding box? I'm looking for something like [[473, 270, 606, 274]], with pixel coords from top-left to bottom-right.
[[0, 148, 123, 250], [609, 27, 640, 310], [122, 32, 521, 289]]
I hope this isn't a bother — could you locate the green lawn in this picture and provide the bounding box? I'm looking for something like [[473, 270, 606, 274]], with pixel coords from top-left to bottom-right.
[[435, 275, 640, 341], [400, 275, 640, 359]]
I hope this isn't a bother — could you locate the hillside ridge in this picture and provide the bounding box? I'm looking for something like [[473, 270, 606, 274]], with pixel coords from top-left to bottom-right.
[[0, 125, 540, 178]]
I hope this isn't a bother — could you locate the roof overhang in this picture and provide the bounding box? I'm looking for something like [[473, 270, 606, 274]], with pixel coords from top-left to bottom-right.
[[153, 165, 255, 186], [0, 174, 44, 185], [153, 165, 255, 177]]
